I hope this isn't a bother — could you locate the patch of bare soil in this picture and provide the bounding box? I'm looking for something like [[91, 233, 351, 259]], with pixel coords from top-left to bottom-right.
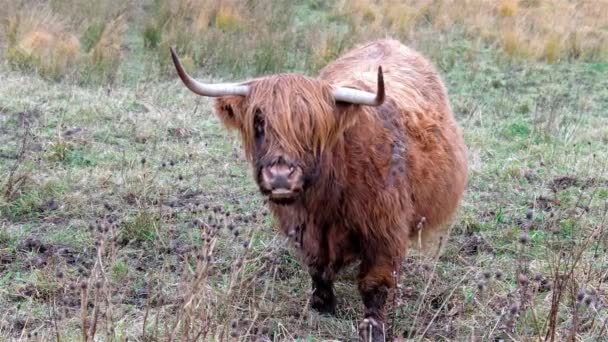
[[168, 127, 192, 140], [61, 126, 90, 145], [459, 233, 495, 256], [17, 237, 85, 267], [549, 175, 608, 192], [16, 109, 42, 128], [1, 315, 44, 338], [581, 177, 608, 189], [531, 195, 560, 212], [61, 127, 85, 139], [550, 175, 579, 192]]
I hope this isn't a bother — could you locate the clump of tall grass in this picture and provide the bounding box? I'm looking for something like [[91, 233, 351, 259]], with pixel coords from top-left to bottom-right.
[[1, 2, 128, 83], [481, 0, 608, 61], [79, 13, 127, 84], [48, 0, 127, 27], [498, 0, 518, 18], [141, 0, 241, 76], [2, 4, 80, 80]]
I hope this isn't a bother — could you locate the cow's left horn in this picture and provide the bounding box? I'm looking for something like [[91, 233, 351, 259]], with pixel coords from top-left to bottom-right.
[[170, 47, 250, 97], [332, 66, 385, 106]]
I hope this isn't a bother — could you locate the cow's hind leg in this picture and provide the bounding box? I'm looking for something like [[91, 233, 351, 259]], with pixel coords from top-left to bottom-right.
[[357, 253, 396, 342]]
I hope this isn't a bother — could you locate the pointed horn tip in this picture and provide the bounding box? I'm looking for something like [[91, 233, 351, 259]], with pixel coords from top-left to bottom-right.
[[169, 47, 183, 72], [331, 65, 385, 106], [169, 46, 195, 90], [376, 65, 385, 105], [168, 46, 250, 98]]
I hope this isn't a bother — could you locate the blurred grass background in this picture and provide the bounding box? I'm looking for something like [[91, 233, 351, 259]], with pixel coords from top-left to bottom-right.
[[1, 0, 607, 84]]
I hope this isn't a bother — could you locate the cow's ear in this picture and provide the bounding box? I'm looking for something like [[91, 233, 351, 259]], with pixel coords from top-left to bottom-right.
[[213, 96, 245, 130]]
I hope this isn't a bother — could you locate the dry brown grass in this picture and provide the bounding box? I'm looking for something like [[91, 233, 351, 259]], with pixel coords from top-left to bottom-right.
[[1, 3, 80, 79], [2, 0, 605, 83], [85, 13, 128, 83], [143, 0, 233, 61], [331, 0, 608, 63], [145, 0, 301, 77], [1, 1, 128, 82]]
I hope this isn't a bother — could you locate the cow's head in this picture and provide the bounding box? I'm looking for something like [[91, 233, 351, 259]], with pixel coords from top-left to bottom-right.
[[170, 48, 384, 205]]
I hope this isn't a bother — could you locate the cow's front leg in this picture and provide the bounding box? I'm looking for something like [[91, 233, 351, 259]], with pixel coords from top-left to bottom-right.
[[297, 223, 350, 316], [285, 222, 336, 315], [309, 266, 336, 315], [357, 253, 396, 342]]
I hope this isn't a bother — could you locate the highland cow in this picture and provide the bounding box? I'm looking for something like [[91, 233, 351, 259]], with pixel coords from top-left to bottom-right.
[[170, 38, 468, 341]]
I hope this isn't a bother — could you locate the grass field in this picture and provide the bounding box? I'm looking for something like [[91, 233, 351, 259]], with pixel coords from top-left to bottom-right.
[[1, 0, 608, 341]]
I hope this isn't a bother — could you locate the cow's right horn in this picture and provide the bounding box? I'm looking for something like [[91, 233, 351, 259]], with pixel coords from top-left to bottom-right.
[[170, 47, 250, 97]]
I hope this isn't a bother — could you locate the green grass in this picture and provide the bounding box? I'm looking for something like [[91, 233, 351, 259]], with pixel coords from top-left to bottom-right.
[[1, 3, 608, 342]]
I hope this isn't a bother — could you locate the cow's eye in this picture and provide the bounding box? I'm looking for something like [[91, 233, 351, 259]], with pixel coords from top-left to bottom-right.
[[254, 110, 265, 139]]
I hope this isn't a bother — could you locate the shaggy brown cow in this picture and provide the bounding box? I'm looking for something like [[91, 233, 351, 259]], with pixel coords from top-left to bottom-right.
[[170, 38, 468, 341]]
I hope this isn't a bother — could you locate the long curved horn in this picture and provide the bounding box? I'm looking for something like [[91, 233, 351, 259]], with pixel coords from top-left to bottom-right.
[[170, 47, 250, 97], [332, 66, 385, 106]]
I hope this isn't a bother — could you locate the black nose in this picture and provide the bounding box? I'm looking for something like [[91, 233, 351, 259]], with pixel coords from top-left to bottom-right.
[[263, 163, 295, 190], [271, 175, 290, 190]]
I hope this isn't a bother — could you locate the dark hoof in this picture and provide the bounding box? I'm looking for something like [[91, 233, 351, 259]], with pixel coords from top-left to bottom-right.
[[310, 290, 336, 315], [358, 317, 385, 342]]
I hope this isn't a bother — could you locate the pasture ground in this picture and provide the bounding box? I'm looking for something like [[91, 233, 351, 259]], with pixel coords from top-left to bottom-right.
[[1, 1, 608, 341]]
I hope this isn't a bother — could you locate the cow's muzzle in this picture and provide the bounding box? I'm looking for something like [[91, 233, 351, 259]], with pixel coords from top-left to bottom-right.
[[259, 159, 304, 203]]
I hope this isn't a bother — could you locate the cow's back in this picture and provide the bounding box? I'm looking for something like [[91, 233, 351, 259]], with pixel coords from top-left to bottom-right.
[[319, 38, 452, 122], [320, 38, 468, 247]]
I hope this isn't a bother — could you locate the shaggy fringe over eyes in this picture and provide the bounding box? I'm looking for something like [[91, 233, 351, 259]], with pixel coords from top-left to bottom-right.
[[241, 74, 337, 160]]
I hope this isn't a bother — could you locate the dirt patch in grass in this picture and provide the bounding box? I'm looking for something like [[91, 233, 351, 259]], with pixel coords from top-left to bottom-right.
[[551, 175, 580, 192]]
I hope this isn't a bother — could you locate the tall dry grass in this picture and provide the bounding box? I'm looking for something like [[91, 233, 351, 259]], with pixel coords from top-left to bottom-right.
[[143, 0, 608, 81], [143, 0, 306, 77], [81, 13, 128, 84], [1, 0, 607, 82], [0, 1, 129, 82], [1, 3, 80, 80], [330, 0, 608, 63]]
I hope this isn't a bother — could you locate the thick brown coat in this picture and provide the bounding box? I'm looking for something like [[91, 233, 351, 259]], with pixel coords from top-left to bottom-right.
[[192, 38, 467, 340]]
